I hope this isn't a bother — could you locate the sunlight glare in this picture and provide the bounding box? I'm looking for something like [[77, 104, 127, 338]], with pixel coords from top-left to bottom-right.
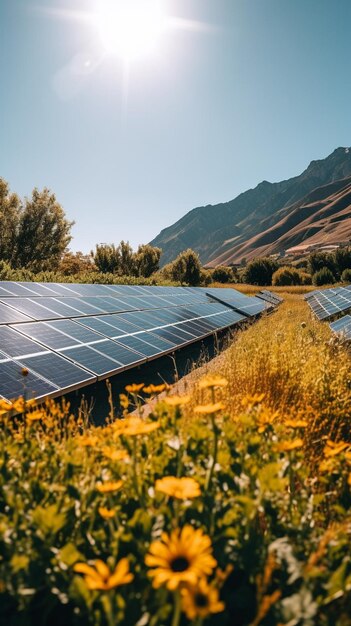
[[96, 0, 167, 61]]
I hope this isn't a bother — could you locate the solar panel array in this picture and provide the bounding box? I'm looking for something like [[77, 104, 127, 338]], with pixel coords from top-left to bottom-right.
[[256, 290, 283, 306], [0, 281, 276, 403], [305, 286, 351, 320], [330, 315, 351, 339]]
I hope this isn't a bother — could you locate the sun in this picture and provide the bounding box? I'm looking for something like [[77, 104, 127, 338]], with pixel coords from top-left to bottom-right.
[[95, 0, 167, 61]]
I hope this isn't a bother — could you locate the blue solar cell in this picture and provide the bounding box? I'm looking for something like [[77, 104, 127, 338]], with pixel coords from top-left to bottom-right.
[[114, 335, 165, 358], [19, 352, 94, 390], [0, 298, 64, 320], [11, 322, 82, 351], [330, 315, 351, 333], [0, 354, 58, 401], [59, 345, 126, 376], [0, 302, 33, 325], [0, 326, 94, 391], [78, 314, 142, 335]]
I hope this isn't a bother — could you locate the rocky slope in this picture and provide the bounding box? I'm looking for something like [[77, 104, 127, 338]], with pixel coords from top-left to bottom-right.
[[150, 147, 351, 266]]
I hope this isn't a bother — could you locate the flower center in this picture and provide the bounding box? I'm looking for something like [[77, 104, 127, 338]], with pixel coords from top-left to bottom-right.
[[170, 556, 190, 572], [195, 592, 209, 608]]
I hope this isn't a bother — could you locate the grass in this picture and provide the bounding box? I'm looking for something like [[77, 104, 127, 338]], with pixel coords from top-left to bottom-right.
[[1, 293, 351, 625], [183, 293, 351, 454]]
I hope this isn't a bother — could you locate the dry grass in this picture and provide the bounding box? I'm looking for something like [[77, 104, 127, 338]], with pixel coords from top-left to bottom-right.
[[211, 282, 317, 295], [181, 293, 351, 456]]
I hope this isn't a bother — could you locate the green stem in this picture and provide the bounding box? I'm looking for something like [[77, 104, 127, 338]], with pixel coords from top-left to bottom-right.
[[132, 437, 142, 505], [205, 413, 218, 493], [171, 589, 182, 626], [102, 591, 116, 626]]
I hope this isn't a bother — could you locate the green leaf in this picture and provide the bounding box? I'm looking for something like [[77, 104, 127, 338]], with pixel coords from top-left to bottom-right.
[[58, 542, 83, 567], [32, 503, 66, 535], [10, 554, 30, 573]]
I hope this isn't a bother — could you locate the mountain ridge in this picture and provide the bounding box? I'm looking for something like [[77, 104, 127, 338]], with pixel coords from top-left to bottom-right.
[[150, 147, 351, 266]]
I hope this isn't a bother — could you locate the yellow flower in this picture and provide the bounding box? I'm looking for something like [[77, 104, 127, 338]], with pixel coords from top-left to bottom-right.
[[79, 435, 100, 447], [102, 447, 129, 462], [143, 383, 168, 394], [8, 398, 36, 414], [257, 414, 276, 434], [125, 383, 144, 393], [119, 393, 129, 409], [194, 402, 225, 415], [74, 558, 133, 590], [26, 409, 45, 422], [284, 419, 308, 429], [164, 395, 191, 407], [96, 480, 123, 493], [155, 477, 201, 500], [324, 440, 350, 458], [145, 525, 217, 590], [242, 393, 265, 407], [0, 399, 12, 415], [198, 375, 228, 390], [277, 439, 304, 452], [98, 507, 116, 519], [180, 578, 225, 620], [113, 417, 160, 437]]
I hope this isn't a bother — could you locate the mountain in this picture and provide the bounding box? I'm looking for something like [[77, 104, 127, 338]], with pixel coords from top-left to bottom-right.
[[150, 147, 351, 266]]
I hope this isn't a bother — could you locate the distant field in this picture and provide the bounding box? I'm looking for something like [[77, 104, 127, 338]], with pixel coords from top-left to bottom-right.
[[212, 282, 318, 295]]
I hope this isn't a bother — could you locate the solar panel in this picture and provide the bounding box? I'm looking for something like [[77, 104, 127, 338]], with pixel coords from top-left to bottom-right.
[[205, 288, 267, 316], [0, 354, 58, 402], [0, 326, 95, 391], [330, 315, 351, 338], [0, 302, 33, 325], [11, 319, 146, 378], [0, 280, 271, 402], [306, 287, 351, 320], [256, 290, 282, 305]]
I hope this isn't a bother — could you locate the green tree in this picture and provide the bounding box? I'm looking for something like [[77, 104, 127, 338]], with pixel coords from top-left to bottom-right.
[[119, 240, 135, 276], [0, 178, 20, 264], [313, 267, 336, 286], [244, 258, 279, 286], [308, 251, 336, 277], [271, 266, 312, 286], [134, 244, 162, 278], [211, 265, 237, 283], [170, 249, 202, 286], [59, 251, 95, 276], [341, 268, 351, 283], [94, 244, 121, 274], [334, 247, 351, 275], [14, 188, 73, 271]]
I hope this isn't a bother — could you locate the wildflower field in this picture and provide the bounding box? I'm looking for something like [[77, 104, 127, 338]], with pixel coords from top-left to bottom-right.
[[1, 292, 351, 626]]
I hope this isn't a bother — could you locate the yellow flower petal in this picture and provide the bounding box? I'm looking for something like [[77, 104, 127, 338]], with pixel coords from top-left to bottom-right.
[[198, 375, 228, 389], [194, 402, 225, 415], [96, 480, 123, 493], [164, 395, 191, 407]]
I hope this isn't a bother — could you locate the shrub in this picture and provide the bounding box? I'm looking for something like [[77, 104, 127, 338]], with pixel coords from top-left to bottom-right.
[[308, 251, 337, 277], [169, 249, 202, 286], [211, 266, 236, 283], [341, 268, 351, 283], [334, 246, 351, 275], [272, 266, 302, 286], [243, 257, 279, 286], [272, 266, 312, 286], [313, 267, 336, 286]]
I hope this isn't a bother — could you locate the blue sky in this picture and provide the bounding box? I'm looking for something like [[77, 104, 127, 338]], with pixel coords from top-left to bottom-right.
[[1, 0, 350, 253]]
